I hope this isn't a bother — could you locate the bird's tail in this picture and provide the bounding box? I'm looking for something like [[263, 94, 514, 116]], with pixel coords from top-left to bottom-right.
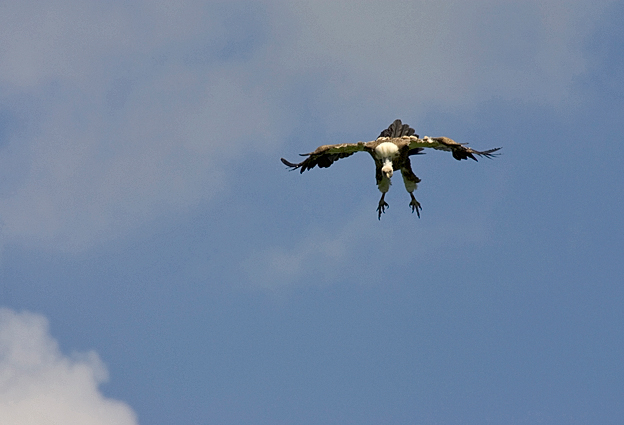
[[378, 119, 419, 138]]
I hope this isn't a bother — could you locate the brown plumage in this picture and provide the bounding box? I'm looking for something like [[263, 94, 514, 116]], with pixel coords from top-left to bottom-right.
[[281, 119, 500, 219]]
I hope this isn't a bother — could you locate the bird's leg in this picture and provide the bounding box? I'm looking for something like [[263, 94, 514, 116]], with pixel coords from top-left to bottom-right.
[[400, 163, 422, 219], [409, 193, 422, 218], [377, 193, 389, 220]]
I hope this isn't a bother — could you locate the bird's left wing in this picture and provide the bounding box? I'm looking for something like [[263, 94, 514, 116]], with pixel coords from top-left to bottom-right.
[[281, 142, 367, 173], [409, 136, 501, 161]]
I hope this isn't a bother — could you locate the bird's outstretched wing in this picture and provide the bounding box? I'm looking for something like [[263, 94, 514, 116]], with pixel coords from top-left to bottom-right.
[[410, 136, 501, 161], [281, 142, 367, 173]]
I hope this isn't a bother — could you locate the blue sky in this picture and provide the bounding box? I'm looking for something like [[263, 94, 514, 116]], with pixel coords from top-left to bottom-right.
[[0, 1, 623, 424]]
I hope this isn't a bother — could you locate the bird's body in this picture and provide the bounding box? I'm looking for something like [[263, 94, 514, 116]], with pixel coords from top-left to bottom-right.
[[281, 119, 500, 219]]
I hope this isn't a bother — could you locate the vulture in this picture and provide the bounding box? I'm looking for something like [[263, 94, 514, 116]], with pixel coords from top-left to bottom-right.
[[281, 119, 500, 219]]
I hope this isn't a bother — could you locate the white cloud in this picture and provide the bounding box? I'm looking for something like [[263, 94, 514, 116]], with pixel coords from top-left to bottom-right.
[[0, 308, 138, 425], [0, 0, 614, 251]]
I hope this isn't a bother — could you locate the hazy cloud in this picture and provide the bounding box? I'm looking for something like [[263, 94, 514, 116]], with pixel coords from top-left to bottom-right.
[[242, 202, 497, 289], [0, 1, 288, 251], [0, 308, 138, 425], [0, 0, 614, 251], [278, 0, 614, 112], [242, 211, 375, 288]]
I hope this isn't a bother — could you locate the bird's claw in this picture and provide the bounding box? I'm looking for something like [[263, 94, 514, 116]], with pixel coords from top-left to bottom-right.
[[409, 198, 422, 218], [377, 201, 389, 220]]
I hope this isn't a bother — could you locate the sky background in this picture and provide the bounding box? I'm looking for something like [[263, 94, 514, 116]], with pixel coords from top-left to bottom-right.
[[0, 0, 623, 424]]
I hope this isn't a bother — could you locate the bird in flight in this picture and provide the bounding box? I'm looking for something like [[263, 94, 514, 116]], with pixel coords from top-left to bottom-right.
[[281, 119, 500, 219]]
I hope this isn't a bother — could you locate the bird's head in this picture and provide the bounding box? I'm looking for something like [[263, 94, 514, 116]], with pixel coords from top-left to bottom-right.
[[381, 164, 393, 179]]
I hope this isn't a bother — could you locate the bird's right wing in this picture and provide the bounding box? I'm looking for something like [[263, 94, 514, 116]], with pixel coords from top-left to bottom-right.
[[281, 142, 367, 173], [409, 136, 501, 161]]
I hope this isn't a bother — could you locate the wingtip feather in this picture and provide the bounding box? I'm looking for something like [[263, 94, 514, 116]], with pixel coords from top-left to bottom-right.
[[281, 157, 300, 170], [480, 147, 502, 159]]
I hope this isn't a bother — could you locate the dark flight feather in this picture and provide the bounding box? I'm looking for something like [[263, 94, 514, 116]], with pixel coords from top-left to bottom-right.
[[452, 147, 501, 161], [281, 148, 360, 173]]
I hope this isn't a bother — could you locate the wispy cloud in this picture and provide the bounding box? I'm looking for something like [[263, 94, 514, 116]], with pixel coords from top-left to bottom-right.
[[0, 308, 138, 425], [242, 199, 498, 289], [241, 210, 376, 289]]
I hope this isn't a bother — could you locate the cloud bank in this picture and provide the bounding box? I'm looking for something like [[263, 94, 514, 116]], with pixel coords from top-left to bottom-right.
[[0, 308, 138, 425], [0, 0, 614, 251], [0, 1, 288, 251]]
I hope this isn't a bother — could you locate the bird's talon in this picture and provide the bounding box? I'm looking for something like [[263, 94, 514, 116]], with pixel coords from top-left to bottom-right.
[[409, 199, 422, 218], [376, 201, 389, 220]]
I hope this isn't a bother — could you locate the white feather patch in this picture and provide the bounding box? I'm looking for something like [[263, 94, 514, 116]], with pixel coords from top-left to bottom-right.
[[374, 142, 399, 159]]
